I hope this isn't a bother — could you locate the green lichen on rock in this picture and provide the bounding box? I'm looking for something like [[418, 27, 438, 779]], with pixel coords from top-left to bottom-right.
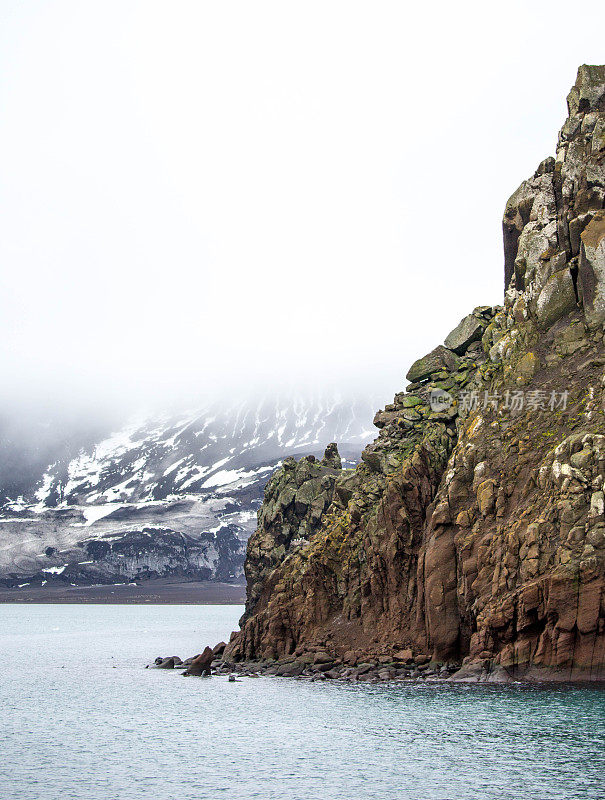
[[241, 444, 342, 621], [406, 345, 459, 383]]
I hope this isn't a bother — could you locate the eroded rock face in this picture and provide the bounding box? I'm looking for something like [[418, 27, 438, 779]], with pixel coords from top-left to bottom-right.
[[580, 210, 605, 328], [225, 66, 605, 681]]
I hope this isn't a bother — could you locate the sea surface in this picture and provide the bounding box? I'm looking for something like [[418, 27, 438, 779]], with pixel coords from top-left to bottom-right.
[[1, 604, 604, 800]]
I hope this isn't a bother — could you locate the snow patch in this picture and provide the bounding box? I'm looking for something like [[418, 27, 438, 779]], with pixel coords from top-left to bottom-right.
[[72, 504, 126, 527], [42, 564, 68, 575]]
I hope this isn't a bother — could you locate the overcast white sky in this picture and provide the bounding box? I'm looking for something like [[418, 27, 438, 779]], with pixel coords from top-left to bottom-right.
[[0, 0, 603, 413]]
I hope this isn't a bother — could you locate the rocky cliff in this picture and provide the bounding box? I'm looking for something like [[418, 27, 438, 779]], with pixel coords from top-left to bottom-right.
[[224, 66, 605, 682]]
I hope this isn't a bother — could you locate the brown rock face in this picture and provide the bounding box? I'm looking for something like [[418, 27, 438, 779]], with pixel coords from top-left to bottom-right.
[[183, 646, 214, 676], [225, 66, 605, 682]]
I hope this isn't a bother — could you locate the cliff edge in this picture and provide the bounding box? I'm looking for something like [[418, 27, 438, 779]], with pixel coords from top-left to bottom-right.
[[224, 66, 605, 682]]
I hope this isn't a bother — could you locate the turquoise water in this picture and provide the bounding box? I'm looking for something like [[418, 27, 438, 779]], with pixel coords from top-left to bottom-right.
[[1, 604, 603, 800]]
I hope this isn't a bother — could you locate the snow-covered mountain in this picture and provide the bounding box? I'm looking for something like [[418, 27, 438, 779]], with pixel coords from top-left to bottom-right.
[[0, 396, 376, 588]]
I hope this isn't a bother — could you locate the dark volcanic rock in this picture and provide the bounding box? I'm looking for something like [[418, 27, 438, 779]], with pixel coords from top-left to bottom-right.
[[444, 310, 491, 354], [154, 657, 176, 669]]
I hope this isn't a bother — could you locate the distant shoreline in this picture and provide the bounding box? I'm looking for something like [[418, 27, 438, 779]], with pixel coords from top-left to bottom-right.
[[0, 578, 246, 604]]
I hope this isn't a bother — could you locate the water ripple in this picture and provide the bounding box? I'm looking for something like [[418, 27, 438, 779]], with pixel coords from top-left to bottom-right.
[[1, 604, 603, 800]]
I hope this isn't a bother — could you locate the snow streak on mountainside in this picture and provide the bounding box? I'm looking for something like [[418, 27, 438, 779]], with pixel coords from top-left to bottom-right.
[[0, 396, 376, 588]]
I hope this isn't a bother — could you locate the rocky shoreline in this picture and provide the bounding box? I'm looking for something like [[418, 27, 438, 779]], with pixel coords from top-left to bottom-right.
[[149, 644, 605, 685]]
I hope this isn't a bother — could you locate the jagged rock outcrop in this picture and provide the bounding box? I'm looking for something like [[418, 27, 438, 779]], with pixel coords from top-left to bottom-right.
[[242, 445, 342, 621], [224, 66, 605, 682], [183, 647, 214, 676]]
